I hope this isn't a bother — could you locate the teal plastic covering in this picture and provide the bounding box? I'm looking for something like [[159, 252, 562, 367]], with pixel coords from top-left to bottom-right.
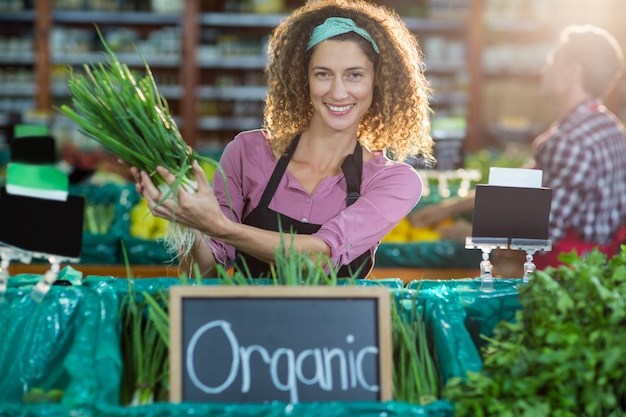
[[354, 277, 405, 289], [451, 279, 522, 350], [78, 233, 120, 264], [0, 403, 90, 417], [407, 278, 523, 350], [6, 266, 84, 288], [90, 399, 454, 416], [428, 298, 483, 383], [81, 276, 406, 293], [392, 288, 483, 385], [1, 274, 509, 416], [0, 281, 122, 410]]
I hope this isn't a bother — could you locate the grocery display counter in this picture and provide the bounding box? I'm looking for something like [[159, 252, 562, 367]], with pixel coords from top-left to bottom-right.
[[8, 263, 480, 284], [2, 273, 485, 416], [5, 248, 624, 416]]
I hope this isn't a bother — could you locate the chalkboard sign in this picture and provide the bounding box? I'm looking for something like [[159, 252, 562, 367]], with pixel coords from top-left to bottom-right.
[[169, 286, 392, 404]]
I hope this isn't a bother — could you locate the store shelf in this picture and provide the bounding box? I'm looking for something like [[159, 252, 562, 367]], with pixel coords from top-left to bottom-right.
[[1, 83, 36, 95], [485, 20, 553, 37], [424, 61, 466, 73], [49, 82, 183, 99], [200, 12, 286, 28], [198, 116, 262, 131], [482, 67, 541, 77], [0, 10, 34, 22], [193, 2, 473, 145], [198, 13, 469, 32], [0, 54, 34, 64], [52, 10, 182, 25], [50, 52, 181, 67], [404, 17, 467, 32], [197, 55, 267, 70], [197, 85, 267, 101], [0, 0, 478, 150], [431, 91, 468, 106]]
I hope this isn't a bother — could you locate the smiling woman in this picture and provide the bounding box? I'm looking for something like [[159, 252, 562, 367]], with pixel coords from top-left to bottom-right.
[[129, 0, 434, 279]]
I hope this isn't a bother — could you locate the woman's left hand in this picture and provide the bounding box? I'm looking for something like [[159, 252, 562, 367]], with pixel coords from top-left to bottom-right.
[[139, 160, 229, 237]]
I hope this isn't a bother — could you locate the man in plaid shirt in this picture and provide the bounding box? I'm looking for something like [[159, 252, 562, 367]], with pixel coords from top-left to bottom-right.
[[529, 25, 626, 268]]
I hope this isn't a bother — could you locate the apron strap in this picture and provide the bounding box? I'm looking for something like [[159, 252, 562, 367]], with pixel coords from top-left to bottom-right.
[[341, 141, 363, 207], [257, 134, 301, 209]]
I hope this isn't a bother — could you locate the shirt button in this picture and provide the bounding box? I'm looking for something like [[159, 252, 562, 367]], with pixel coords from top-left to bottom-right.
[[302, 218, 308, 223], [306, 197, 312, 204], [346, 243, 352, 249]]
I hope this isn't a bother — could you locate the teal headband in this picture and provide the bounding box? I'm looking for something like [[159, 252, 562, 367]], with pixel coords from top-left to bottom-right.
[[307, 17, 379, 54]]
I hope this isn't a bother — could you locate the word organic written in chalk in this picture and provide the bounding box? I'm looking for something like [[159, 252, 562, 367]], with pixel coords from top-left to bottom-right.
[[169, 286, 392, 403], [186, 320, 379, 403]]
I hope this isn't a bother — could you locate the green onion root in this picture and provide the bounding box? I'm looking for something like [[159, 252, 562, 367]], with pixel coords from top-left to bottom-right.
[[156, 181, 199, 261], [163, 222, 197, 261]]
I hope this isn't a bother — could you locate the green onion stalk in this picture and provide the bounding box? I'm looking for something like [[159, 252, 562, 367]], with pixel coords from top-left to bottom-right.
[[391, 291, 440, 404], [120, 280, 169, 405], [119, 244, 170, 405], [57, 27, 219, 260]]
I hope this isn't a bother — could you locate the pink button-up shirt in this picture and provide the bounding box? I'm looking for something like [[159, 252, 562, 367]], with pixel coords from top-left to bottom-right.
[[208, 129, 423, 269]]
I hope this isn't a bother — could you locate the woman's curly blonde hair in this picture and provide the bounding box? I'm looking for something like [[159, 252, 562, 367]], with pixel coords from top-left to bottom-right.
[[263, 0, 434, 162]]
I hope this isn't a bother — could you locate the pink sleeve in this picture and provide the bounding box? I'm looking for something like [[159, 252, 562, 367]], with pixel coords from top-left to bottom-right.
[[313, 161, 423, 267], [205, 135, 247, 268]]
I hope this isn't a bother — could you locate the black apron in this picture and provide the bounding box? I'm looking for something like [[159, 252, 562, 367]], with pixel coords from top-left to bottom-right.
[[234, 134, 373, 278]]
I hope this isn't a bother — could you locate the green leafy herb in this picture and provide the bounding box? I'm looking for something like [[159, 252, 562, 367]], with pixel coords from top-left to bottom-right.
[[444, 247, 626, 417]]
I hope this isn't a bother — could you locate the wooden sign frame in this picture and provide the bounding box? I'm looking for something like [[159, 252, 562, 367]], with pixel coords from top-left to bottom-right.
[[169, 285, 392, 404]]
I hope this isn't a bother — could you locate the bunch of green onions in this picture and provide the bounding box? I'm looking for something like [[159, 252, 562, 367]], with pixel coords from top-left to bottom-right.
[[120, 281, 169, 405], [391, 290, 440, 404], [58, 28, 218, 259]]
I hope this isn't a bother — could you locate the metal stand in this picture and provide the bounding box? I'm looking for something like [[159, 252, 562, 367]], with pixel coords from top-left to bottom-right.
[[0, 245, 33, 300], [509, 238, 552, 283], [0, 241, 79, 302], [465, 237, 509, 292], [30, 256, 64, 302]]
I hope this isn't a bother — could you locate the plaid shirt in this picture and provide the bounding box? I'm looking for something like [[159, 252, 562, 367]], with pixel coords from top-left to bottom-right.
[[534, 99, 626, 244]]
